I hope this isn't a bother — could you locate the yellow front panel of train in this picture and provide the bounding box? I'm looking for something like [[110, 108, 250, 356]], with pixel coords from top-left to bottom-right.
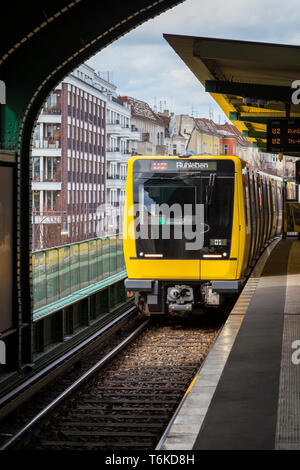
[[200, 260, 238, 280], [123, 155, 243, 282], [125, 259, 200, 280]]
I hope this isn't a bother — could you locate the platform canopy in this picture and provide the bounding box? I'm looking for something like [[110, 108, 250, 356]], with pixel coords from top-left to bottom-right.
[[164, 34, 300, 154]]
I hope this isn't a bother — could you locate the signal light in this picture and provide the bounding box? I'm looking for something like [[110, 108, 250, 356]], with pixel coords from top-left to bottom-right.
[[296, 160, 300, 185]]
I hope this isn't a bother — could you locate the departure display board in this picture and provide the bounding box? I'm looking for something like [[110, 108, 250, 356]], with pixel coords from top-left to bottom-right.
[[267, 119, 300, 152]]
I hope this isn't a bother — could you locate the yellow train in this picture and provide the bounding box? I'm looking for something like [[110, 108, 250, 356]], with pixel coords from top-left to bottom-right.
[[123, 155, 289, 315]]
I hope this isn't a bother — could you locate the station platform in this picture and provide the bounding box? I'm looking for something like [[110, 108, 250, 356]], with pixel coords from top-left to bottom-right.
[[157, 238, 300, 450]]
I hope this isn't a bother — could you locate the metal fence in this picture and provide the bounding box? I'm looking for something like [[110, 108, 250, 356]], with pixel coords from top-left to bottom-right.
[[32, 235, 125, 309]]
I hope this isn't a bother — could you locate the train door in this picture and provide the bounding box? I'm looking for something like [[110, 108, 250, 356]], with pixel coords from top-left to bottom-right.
[[270, 180, 277, 239], [261, 177, 268, 247], [248, 170, 257, 266], [242, 169, 252, 273], [257, 176, 264, 253], [266, 179, 272, 241], [276, 181, 283, 235], [253, 173, 260, 259]]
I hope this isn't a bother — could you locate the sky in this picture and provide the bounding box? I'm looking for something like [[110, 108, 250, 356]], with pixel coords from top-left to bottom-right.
[[87, 0, 300, 121]]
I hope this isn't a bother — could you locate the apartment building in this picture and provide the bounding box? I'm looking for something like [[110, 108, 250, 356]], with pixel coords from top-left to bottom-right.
[[105, 92, 140, 234], [119, 96, 166, 155], [31, 64, 140, 248], [187, 118, 222, 156], [159, 112, 194, 156]]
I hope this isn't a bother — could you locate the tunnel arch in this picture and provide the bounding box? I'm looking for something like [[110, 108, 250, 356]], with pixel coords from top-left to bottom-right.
[[0, 0, 185, 368]]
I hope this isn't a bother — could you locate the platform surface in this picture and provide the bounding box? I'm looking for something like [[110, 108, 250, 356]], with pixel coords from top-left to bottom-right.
[[158, 238, 300, 450]]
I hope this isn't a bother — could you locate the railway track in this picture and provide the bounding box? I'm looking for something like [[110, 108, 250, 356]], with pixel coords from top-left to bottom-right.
[[0, 306, 141, 446], [1, 312, 224, 451]]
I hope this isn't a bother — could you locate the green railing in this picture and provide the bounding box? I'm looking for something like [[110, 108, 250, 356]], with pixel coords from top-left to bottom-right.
[[32, 235, 125, 310]]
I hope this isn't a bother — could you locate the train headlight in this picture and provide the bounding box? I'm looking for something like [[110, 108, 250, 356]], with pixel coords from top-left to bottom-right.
[[223, 252, 227, 257]]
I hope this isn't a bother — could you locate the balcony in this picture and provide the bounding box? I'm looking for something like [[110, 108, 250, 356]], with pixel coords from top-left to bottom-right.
[[107, 122, 140, 140], [130, 127, 141, 141], [106, 120, 122, 135], [38, 106, 62, 124], [107, 174, 120, 180], [106, 175, 126, 189], [34, 136, 61, 149], [42, 105, 61, 115], [106, 148, 131, 163], [32, 136, 61, 157], [32, 172, 61, 184], [32, 180, 62, 191]]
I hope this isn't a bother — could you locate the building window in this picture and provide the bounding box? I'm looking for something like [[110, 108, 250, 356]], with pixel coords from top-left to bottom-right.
[[45, 191, 58, 211], [45, 157, 61, 182], [109, 163, 117, 178], [44, 124, 61, 147], [224, 144, 228, 155], [33, 191, 40, 210], [33, 158, 40, 181]]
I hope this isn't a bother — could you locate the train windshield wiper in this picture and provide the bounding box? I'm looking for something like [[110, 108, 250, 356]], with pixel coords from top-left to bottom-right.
[[205, 173, 216, 205]]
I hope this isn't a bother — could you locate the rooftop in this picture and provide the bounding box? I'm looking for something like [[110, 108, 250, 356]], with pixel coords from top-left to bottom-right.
[[119, 96, 163, 125]]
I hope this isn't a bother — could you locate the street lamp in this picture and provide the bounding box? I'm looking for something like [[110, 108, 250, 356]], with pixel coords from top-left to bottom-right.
[[32, 209, 69, 251]]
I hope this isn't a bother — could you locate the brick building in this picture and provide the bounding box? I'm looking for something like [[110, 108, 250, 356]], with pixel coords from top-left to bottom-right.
[[32, 64, 140, 249]]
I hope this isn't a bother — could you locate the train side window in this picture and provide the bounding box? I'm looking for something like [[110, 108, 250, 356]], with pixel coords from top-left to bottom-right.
[[255, 174, 262, 253], [278, 185, 282, 213], [247, 171, 254, 230], [268, 180, 272, 212], [272, 181, 277, 213], [247, 170, 256, 265], [248, 172, 255, 234], [243, 178, 248, 226], [258, 181, 262, 210], [262, 179, 268, 222], [267, 179, 273, 239], [261, 179, 266, 216], [262, 179, 266, 211], [254, 173, 260, 253], [243, 173, 250, 229]]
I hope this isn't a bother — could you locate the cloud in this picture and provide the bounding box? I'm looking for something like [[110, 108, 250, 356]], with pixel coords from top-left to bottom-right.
[[87, 0, 300, 119]]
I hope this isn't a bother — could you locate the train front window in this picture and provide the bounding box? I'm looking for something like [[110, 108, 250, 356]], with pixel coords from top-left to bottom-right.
[[140, 184, 196, 226], [201, 177, 234, 251], [132, 159, 234, 259]]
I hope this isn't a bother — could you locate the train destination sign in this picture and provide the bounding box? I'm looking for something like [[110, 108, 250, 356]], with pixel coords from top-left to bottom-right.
[[134, 159, 217, 172], [267, 119, 300, 152]]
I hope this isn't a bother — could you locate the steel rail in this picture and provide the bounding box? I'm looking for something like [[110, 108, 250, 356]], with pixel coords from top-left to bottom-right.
[[0, 305, 137, 420], [0, 318, 150, 450]]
